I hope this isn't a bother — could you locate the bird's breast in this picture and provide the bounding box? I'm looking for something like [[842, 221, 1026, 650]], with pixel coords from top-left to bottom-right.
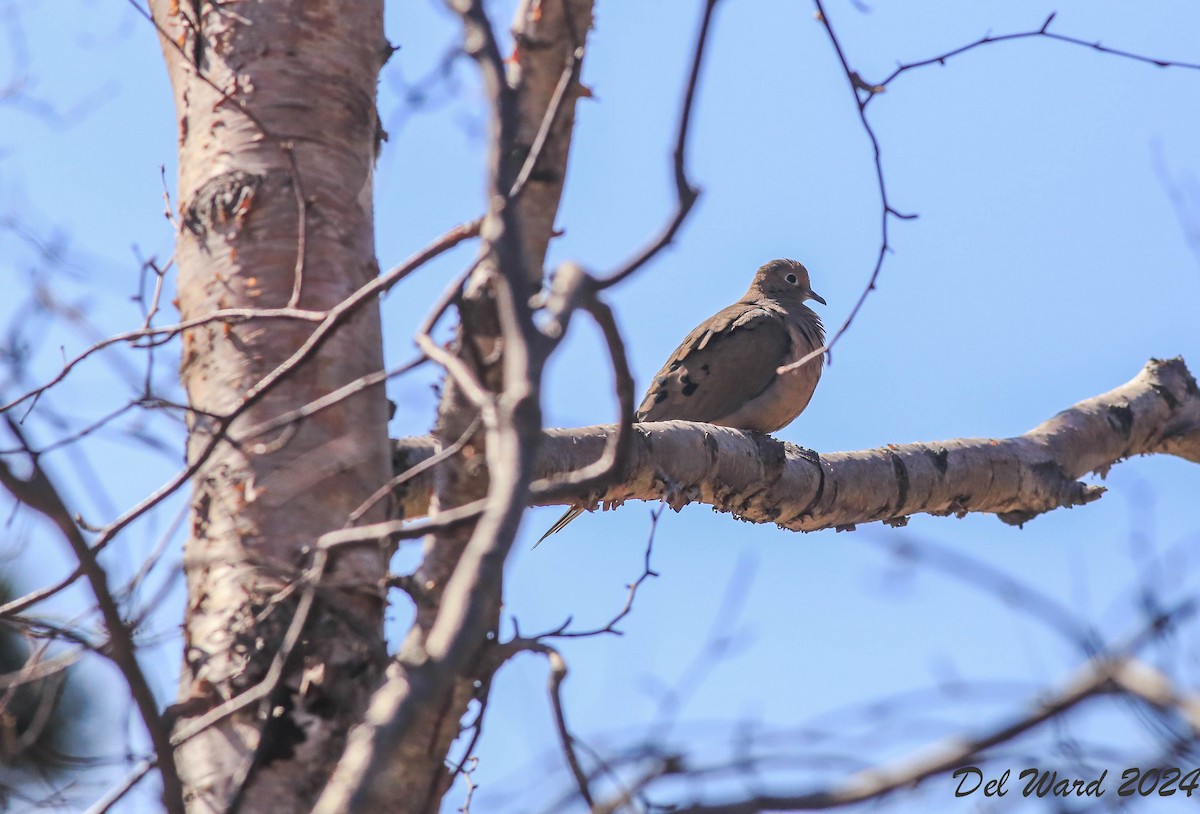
[[711, 319, 823, 433]]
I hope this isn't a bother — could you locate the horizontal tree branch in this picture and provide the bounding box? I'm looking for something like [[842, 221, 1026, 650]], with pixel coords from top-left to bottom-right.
[[391, 357, 1199, 531]]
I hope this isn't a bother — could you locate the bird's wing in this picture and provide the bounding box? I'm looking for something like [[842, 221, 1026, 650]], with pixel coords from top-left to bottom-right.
[[636, 304, 790, 424]]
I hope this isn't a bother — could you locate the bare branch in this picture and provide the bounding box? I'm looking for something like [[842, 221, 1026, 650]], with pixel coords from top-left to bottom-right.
[[540, 644, 595, 808], [0, 425, 185, 814], [280, 142, 309, 309], [348, 415, 482, 526], [600, 0, 721, 290], [0, 307, 326, 415], [234, 356, 428, 447], [658, 656, 1199, 814], [82, 759, 156, 814], [313, 0, 569, 805], [508, 43, 583, 204], [65, 217, 481, 569], [872, 12, 1200, 93], [314, 498, 491, 550], [798, 4, 1200, 373], [394, 357, 1200, 530], [538, 509, 660, 639], [531, 262, 635, 499]]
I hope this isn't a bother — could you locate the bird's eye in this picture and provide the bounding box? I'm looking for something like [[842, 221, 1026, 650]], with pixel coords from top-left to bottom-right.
[[785, 273, 798, 285]]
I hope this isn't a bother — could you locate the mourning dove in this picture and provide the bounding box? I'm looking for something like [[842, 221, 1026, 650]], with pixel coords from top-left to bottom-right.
[[536, 258, 827, 544]]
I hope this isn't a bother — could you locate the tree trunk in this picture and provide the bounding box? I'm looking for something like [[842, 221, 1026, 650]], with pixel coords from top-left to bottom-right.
[[150, 2, 391, 811], [312, 2, 595, 811]]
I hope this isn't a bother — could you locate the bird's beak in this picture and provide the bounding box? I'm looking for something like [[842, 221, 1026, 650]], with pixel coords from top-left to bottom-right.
[[809, 290, 827, 306]]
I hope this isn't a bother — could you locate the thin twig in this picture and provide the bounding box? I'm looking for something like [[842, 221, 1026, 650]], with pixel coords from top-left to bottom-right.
[[782, 0, 918, 377], [872, 12, 1200, 98], [508, 44, 584, 202], [159, 164, 178, 230], [87, 218, 481, 559], [82, 759, 156, 814], [544, 646, 594, 809], [0, 423, 185, 814], [136, 251, 173, 331], [600, 0, 721, 290], [529, 263, 635, 499], [281, 141, 308, 309], [315, 498, 491, 550], [348, 414, 482, 526], [445, 679, 492, 790], [133, 0, 270, 133], [662, 658, 1183, 814], [456, 756, 480, 814], [543, 507, 661, 639], [785, 5, 1200, 377], [0, 307, 326, 414], [503, 640, 595, 808], [0, 566, 85, 619], [234, 355, 428, 445], [415, 331, 493, 409], [1, 220, 479, 627]]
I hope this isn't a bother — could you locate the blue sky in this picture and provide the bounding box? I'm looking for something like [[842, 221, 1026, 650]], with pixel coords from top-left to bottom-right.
[[2, 0, 1199, 811]]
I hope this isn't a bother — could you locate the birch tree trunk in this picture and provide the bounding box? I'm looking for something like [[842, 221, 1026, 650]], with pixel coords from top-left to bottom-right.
[[150, 2, 391, 811], [313, 2, 597, 811]]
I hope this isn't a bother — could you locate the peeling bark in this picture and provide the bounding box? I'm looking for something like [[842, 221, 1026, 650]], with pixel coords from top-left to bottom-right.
[[150, 1, 391, 811]]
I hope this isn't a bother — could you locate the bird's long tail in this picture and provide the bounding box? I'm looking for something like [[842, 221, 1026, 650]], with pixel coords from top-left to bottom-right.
[[534, 506, 586, 548]]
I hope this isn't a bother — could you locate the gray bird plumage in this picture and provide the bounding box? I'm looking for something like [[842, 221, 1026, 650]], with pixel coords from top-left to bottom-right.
[[537, 258, 826, 544]]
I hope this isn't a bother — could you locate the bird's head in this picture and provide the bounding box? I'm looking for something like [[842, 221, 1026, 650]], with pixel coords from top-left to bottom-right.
[[751, 258, 827, 306]]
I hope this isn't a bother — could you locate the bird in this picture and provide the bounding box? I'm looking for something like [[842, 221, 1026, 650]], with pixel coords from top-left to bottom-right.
[[536, 258, 827, 544]]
